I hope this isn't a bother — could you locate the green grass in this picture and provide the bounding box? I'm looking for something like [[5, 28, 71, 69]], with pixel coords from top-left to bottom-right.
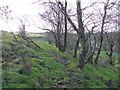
[[93, 51, 119, 67], [28, 33, 46, 37], [1, 31, 119, 88]]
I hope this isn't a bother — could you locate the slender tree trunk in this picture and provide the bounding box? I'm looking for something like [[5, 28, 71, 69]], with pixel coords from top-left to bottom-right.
[[63, 0, 67, 52], [73, 35, 80, 57], [54, 34, 58, 47], [108, 44, 114, 64], [77, 0, 86, 69], [57, 2, 63, 51], [94, 4, 108, 64], [94, 39, 103, 64]]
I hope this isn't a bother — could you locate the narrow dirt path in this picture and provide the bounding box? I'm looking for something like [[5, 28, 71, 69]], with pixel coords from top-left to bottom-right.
[[52, 51, 80, 88]]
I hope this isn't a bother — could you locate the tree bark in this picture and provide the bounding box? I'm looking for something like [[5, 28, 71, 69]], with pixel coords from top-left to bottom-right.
[[73, 35, 80, 57], [77, 0, 86, 69], [57, 2, 65, 52], [94, 3, 108, 64], [63, 0, 67, 52], [107, 44, 114, 64]]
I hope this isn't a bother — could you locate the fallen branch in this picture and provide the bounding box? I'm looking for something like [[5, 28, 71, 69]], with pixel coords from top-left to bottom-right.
[[18, 34, 41, 49]]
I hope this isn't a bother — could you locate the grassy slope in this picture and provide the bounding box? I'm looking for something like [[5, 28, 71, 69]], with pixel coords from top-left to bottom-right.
[[2, 32, 119, 88]]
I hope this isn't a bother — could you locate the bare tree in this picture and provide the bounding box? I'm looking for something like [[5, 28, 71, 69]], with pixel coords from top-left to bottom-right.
[[38, 0, 69, 52], [94, 0, 110, 64], [103, 2, 118, 65], [0, 6, 17, 41], [18, 17, 27, 37]]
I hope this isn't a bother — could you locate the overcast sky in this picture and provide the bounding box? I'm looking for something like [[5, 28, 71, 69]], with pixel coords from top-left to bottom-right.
[[0, 0, 118, 33], [0, 0, 40, 32]]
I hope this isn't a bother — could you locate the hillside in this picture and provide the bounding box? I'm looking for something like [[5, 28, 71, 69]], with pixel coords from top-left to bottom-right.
[[1, 31, 119, 88]]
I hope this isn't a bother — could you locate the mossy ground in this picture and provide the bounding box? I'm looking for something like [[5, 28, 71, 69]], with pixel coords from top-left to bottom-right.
[[1, 32, 119, 88]]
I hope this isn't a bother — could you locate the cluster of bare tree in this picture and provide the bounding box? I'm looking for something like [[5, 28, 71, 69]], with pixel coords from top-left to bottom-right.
[[0, 0, 118, 69], [38, 0, 118, 69]]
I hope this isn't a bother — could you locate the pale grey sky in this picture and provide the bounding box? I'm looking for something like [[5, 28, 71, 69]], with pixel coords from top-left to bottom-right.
[[0, 0, 40, 32], [0, 0, 117, 32]]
